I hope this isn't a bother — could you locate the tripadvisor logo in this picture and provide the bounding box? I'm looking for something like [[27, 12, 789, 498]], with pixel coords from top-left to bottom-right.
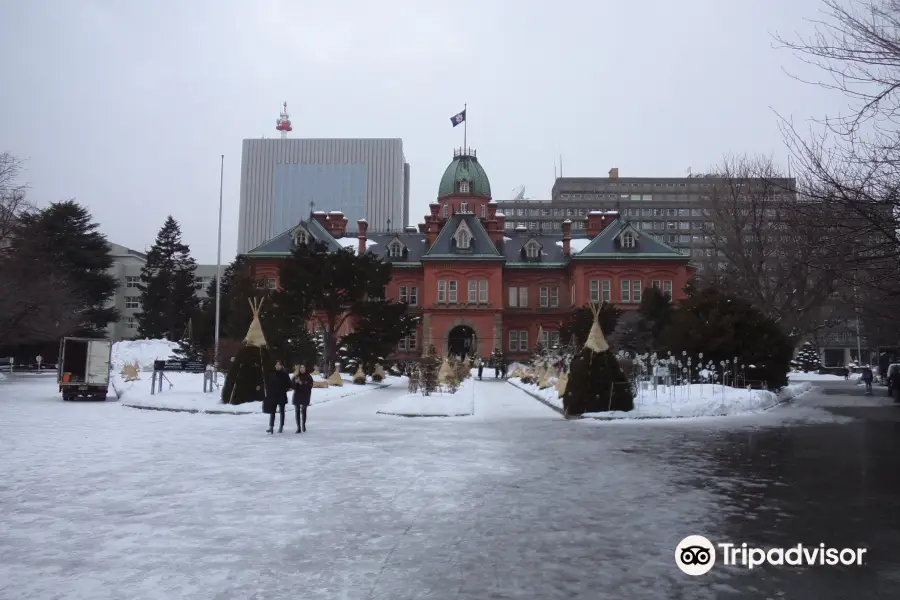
[[675, 535, 868, 575]]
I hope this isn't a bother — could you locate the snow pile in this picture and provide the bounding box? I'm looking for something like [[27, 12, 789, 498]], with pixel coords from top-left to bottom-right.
[[788, 372, 847, 382], [116, 371, 381, 414], [111, 339, 178, 373], [335, 237, 378, 254], [508, 378, 813, 419], [0, 372, 5, 381], [555, 239, 592, 253], [377, 377, 475, 417]]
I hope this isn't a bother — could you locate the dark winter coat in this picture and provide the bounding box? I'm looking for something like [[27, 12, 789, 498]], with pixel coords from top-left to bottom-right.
[[292, 372, 314, 406], [861, 368, 873, 382], [263, 370, 291, 414]]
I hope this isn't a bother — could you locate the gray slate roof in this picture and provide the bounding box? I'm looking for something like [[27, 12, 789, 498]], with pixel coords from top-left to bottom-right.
[[422, 213, 503, 260], [573, 220, 684, 259]]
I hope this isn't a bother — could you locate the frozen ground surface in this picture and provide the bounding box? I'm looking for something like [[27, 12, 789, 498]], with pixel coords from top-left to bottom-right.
[[2, 375, 896, 600]]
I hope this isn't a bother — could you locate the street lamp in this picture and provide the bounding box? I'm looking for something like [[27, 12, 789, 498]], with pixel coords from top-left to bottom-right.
[[214, 154, 224, 378]]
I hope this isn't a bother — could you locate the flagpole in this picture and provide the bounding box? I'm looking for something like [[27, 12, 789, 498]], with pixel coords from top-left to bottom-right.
[[214, 154, 224, 377], [463, 103, 467, 150]]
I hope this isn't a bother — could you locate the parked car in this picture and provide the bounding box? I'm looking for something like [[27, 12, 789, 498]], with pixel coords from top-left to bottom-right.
[[887, 364, 900, 401]]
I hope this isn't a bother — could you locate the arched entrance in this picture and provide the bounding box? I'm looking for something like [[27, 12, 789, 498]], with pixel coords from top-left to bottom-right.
[[447, 325, 477, 358]]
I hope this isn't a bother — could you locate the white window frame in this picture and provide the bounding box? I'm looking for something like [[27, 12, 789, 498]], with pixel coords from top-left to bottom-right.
[[663, 280, 673, 300], [509, 286, 518, 307], [388, 241, 404, 257], [602, 280, 611, 303], [294, 230, 308, 245], [622, 232, 635, 248], [550, 287, 559, 307], [399, 331, 417, 352], [266, 277, 276, 290], [400, 286, 408, 303], [461, 201, 469, 212], [442, 204, 449, 217], [478, 280, 488, 303], [525, 241, 540, 258], [540, 286, 549, 307], [453, 221, 473, 249], [509, 330, 519, 351], [590, 280, 599, 303], [550, 331, 560, 347], [621, 279, 631, 303], [125, 276, 139, 288], [518, 331, 528, 351], [468, 280, 478, 303], [632, 280, 642, 303], [518, 287, 528, 307], [438, 280, 447, 303], [481, 204, 486, 217], [126, 316, 137, 329], [448, 280, 458, 303], [459, 180, 470, 194], [409, 286, 418, 306], [125, 296, 140, 310]]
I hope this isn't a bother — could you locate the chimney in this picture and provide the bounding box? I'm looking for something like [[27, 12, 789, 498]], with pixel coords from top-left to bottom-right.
[[487, 200, 497, 219], [327, 211, 348, 238], [426, 221, 440, 247], [562, 219, 572, 255], [357, 219, 368, 255], [311, 210, 327, 227], [429, 202, 440, 217], [586, 210, 618, 238], [608, 168, 619, 179]]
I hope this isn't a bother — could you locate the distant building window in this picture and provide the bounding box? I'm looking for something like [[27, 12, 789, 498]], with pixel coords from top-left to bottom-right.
[[125, 296, 140, 310], [125, 276, 139, 288], [459, 180, 470, 194], [126, 316, 137, 329]]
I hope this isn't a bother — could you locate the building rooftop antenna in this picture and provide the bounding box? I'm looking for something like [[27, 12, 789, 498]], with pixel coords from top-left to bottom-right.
[[275, 101, 292, 139]]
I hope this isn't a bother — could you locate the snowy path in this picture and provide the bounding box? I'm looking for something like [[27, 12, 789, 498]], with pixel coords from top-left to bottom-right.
[[0, 376, 858, 599]]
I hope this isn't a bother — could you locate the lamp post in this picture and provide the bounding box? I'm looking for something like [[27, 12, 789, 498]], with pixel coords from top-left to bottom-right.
[[214, 154, 224, 377]]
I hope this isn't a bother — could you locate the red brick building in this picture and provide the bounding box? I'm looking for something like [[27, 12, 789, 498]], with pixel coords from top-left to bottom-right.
[[243, 149, 694, 360]]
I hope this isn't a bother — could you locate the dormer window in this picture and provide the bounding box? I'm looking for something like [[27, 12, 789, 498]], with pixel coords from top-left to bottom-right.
[[461, 201, 469, 212], [622, 232, 636, 248], [388, 239, 404, 258], [524, 240, 541, 258], [453, 220, 474, 249], [459, 180, 470, 194], [292, 228, 308, 246], [442, 203, 449, 218]]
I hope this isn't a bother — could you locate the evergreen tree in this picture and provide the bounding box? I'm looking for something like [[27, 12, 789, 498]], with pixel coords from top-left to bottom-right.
[[13, 200, 118, 336], [136, 216, 200, 341], [339, 300, 416, 373], [559, 303, 621, 347], [794, 342, 821, 373], [562, 305, 634, 416], [658, 284, 794, 390], [638, 286, 674, 344], [276, 242, 393, 372]]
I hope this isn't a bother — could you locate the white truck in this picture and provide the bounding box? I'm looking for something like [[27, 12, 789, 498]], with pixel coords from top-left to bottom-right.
[[57, 337, 112, 401]]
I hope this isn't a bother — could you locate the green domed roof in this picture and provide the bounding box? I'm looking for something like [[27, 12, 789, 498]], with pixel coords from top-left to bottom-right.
[[438, 150, 491, 198]]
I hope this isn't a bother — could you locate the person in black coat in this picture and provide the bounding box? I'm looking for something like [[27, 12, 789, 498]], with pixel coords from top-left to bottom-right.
[[291, 364, 314, 433], [265, 360, 291, 434]]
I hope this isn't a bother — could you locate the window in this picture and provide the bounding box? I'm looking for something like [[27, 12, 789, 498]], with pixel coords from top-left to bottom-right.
[[448, 280, 458, 303], [125, 276, 139, 288], [509, 330, 519, 352], [518, 330, 528, 351], [294, 230, 308, 245], [550, 331, 560, 347], [621, 279, 631, 303], [479, 280, 488, 303], [590, 280, 598, 303], [438, 280, 447, 303], [525, 241, 540, 258], [589, 280, 611, 303], [678, 221, 690, 230], [442, 204, 449, 217], [125, 296, 139, 309], [632, 280, 642, 303], [400, 286, 418, 306], [481, 204, 486, 217], [540, 287, 549, 307], [399, 331, 417, 352], [518, 287, 528, 307], [504, 221, 512, 230], [126, 316, 137, 330], [266, 277, 276, 290], [468, 280, 478, 303], [652, 280, 661, 289], [459, 181, 470, 193], [409, 286, 418, 306], [461, 201, 469, 212], [622, 232, 635, 248], [388, 240, 404, 257], [453, 222, 473, 249], [509, 286, 518, 307], [663, 280, 673, 300], [550, 286, 559, 307], [509, 286, 527, 307], [666, 221, 677, 230]]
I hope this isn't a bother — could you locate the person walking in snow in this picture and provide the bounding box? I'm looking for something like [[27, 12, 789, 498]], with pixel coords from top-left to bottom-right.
[[475, 356, 484, 380], [861, 366, 874, 395], [265, 360, 291, 434], [291, 364, 313, 433]]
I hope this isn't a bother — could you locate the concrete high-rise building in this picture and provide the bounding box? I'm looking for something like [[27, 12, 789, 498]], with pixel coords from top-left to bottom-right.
[[237, 138, 409, 254]]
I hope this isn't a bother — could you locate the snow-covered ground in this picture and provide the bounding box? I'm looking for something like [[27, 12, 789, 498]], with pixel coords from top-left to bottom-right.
[[0, 372, 855, 599], [111, 338, 178, 372], [508, 378, 813, 419], [377, 377, 476, 417], [788, 371, 848, 382], [115, 371, 396, 414]]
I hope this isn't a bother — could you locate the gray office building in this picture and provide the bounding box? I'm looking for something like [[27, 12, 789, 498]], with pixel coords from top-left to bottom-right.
[[105, 242, 219, 341], [237, 138, 409, 254]]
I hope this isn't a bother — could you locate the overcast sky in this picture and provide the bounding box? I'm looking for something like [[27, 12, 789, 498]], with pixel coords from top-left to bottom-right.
[[1, 0, 844, 264]]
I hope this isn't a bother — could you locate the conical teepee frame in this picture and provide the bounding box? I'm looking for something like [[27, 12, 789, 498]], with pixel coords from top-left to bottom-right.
[[584, 301, 610, 353], [243, 297, 268, 347]]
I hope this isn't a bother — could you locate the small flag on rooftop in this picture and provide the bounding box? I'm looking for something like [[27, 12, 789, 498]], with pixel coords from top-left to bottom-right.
[[450, 109, 466, 127]]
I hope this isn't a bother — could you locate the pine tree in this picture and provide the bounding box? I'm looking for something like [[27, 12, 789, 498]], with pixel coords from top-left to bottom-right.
[[221, 299, 272, 405], [562, 304, 634, 416], [794, 342, 821, 373], [12, 200, 119, 336], [560, 303, 621, 347], [340, 300, 416, 373], [137, 216, 200, 341]]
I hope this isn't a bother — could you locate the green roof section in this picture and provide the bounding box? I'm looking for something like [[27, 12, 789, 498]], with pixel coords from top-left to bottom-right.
[[573, 218, 688, 260], [437, 150, 492, 198]]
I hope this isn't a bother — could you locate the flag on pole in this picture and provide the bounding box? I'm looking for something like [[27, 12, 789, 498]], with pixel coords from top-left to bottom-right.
[[450, 109, 466, 127]]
